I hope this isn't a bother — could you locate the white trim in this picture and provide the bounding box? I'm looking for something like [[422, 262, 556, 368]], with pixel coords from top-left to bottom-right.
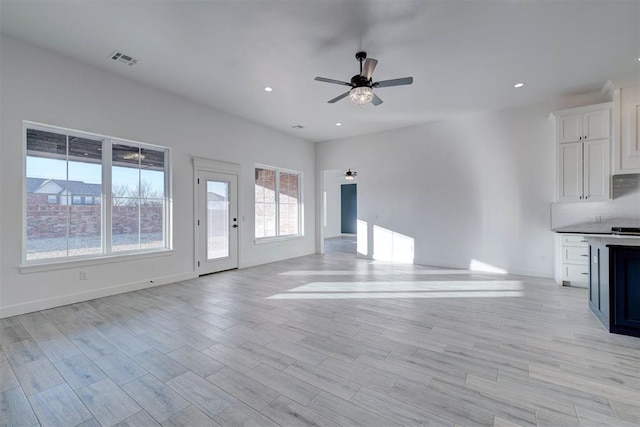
[[193, 157, 242, 174], [23, 121, 173, 265], [193, 157, 242, 274], [254, 164, 303, 240], [0, 271, 196, 319], [254, 235, 304, 245], [20, 248, 174, 273], [550, 101, 614, 118]]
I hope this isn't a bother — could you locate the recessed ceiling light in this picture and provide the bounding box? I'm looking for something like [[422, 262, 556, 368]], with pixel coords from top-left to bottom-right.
[[264, 86, 273, 92], [514, 82, 525, 88], [336, 122, 342, 126]]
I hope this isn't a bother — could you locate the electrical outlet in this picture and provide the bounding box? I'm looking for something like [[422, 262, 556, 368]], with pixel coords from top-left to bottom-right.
[[593, 215, 601, 223], [79, 270, 88, 280]]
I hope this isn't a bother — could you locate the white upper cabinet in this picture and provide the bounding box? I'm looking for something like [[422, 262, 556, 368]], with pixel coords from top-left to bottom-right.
[[559, 109, 610, 143], [613, 84, 640, 174], [583, 139, 610, 200], [560, 114, 584, 143], [554, 102, 612, 202], [557, 142, 583, 202]]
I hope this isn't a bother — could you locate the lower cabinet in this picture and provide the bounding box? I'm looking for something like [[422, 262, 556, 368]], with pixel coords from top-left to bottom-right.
[[589, 242, 640, 338], [610, 246, 640, 337], [560, 234, 589, 286]]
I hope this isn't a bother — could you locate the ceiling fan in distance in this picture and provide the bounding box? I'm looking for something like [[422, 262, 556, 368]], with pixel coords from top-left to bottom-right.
[[314, 51, 413, 106]]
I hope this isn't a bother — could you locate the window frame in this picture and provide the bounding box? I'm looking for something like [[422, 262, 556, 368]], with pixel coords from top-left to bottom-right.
[[22, 121, 173, 267], [254, 164, 303, 243]]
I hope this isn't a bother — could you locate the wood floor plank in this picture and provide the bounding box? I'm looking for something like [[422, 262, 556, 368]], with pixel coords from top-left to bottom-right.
[[202, 344, 261, 374], [308, 391, 402, 426], [206, 367, 279, 411], [284, 361, 361, 400], [260, 395, 341, 427], [166, 346, 224, 378], [160, 405, 219, 426], [14, 358, 65, 396], [213, 401, 280, 427], [54, 353, 106, 390], [94, 351, 148, 385], [350, 387, 454, 426], [529, 364, 640, 407], [0, 387, 39, 427], [28, 384, 92, 427], [244, 363, 321, 406], [76, 378, 142, 426], [121, 374, 190, 422], [113, 410, 161, 427], [130, 349, 187, 382], [166, 371, 235, 419], [0, 360, 19, 393]]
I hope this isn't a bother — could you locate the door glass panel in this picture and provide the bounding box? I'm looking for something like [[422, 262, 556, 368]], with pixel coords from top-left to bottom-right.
[[207, 180, 229, 260]]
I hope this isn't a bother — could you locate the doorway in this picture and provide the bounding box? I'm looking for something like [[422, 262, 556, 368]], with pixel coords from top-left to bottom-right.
[[341, 183, 357, 234], [197, 170, 238, 274]]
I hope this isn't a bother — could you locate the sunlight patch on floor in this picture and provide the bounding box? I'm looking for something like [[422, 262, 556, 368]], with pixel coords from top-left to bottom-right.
[[279, 270, 499, 276], [267, 280, 524, 299]]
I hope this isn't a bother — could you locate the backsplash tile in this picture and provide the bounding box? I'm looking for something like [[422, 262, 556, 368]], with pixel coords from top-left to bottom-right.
[[551, 174, 640, 229]]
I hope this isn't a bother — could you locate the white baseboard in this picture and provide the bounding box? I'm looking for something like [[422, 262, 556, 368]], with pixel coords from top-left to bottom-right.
[[0, 271, 197, 319]]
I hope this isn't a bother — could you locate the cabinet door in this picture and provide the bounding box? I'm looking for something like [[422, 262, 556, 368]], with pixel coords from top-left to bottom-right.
[[560, 114, 583, 143], [583, 140, 610, 201], [558, 142, 583, 201], [584, 110, 610, 140], [612, 247, 640, 332]]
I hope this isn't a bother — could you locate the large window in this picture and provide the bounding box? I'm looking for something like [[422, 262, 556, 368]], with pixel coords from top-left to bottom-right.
[[255, 166, 301, 239], [25, 123, 171, 263]]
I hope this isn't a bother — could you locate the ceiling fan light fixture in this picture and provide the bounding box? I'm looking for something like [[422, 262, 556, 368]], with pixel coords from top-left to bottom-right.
[[345, 169, 357, 180], [349, 87, 373, 105]]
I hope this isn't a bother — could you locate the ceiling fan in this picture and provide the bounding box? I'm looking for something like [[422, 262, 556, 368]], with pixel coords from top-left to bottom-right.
[[314, 51, 413, 106]]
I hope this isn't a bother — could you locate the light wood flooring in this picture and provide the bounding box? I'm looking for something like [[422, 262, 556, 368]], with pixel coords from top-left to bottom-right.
[[1, 236, 639, 426]]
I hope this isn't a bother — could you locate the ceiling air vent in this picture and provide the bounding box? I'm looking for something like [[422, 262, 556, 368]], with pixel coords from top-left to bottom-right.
[[110, 51, 138, 66]]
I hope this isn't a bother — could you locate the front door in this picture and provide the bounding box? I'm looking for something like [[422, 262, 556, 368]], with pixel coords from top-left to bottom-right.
[[197, 171, 238, 274]]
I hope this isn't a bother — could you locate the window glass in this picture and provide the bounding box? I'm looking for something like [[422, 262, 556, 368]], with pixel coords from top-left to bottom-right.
[[26, 129, 102, 260], [278, 171, 300, 236], [255, 166, 301, 239], [255, 168, 277, 238]]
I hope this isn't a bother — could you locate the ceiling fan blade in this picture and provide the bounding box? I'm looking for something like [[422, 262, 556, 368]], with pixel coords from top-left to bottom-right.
[[361, 58, 378, 80], [314, 76, 352, 86], [373, 76, 414, 88], [372, 94, 383, 106], [328, 91, 350, 103]]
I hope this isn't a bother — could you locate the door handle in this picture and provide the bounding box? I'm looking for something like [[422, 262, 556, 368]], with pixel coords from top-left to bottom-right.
[[232, 224, 238, 228]]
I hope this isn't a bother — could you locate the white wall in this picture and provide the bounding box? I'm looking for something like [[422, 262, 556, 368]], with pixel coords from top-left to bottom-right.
[[0, 37, 315, 317], [322, 171, 348, 239], [317, 102, 563, 277]]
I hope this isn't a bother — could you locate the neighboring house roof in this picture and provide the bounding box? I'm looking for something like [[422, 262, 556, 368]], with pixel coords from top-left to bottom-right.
[[207, 191, 226, 202], [27, 177, 102, 195]]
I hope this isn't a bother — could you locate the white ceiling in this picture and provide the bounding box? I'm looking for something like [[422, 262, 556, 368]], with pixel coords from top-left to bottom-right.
[[1, 1, 638, 142]]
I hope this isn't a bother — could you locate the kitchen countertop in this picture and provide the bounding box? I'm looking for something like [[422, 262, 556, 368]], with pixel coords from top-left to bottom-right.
[[553, 220, 640, 234]]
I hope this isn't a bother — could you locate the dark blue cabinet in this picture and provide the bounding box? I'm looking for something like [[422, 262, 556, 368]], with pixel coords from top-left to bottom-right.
[[610, 246, 640, 337]]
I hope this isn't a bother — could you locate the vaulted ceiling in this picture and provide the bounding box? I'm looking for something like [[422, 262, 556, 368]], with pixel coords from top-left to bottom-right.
[[1, 0, 638, 142]]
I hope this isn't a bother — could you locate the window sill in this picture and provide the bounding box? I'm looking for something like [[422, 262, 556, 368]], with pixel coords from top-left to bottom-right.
[[254, 235, 304, 245], [20, 249, 174, 274]]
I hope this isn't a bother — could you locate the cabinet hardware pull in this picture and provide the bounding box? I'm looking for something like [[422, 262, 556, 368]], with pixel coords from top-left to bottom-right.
[[580, 240, 587, 242], [581, 272, 589, 275], [581, 254, 589, 257]]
